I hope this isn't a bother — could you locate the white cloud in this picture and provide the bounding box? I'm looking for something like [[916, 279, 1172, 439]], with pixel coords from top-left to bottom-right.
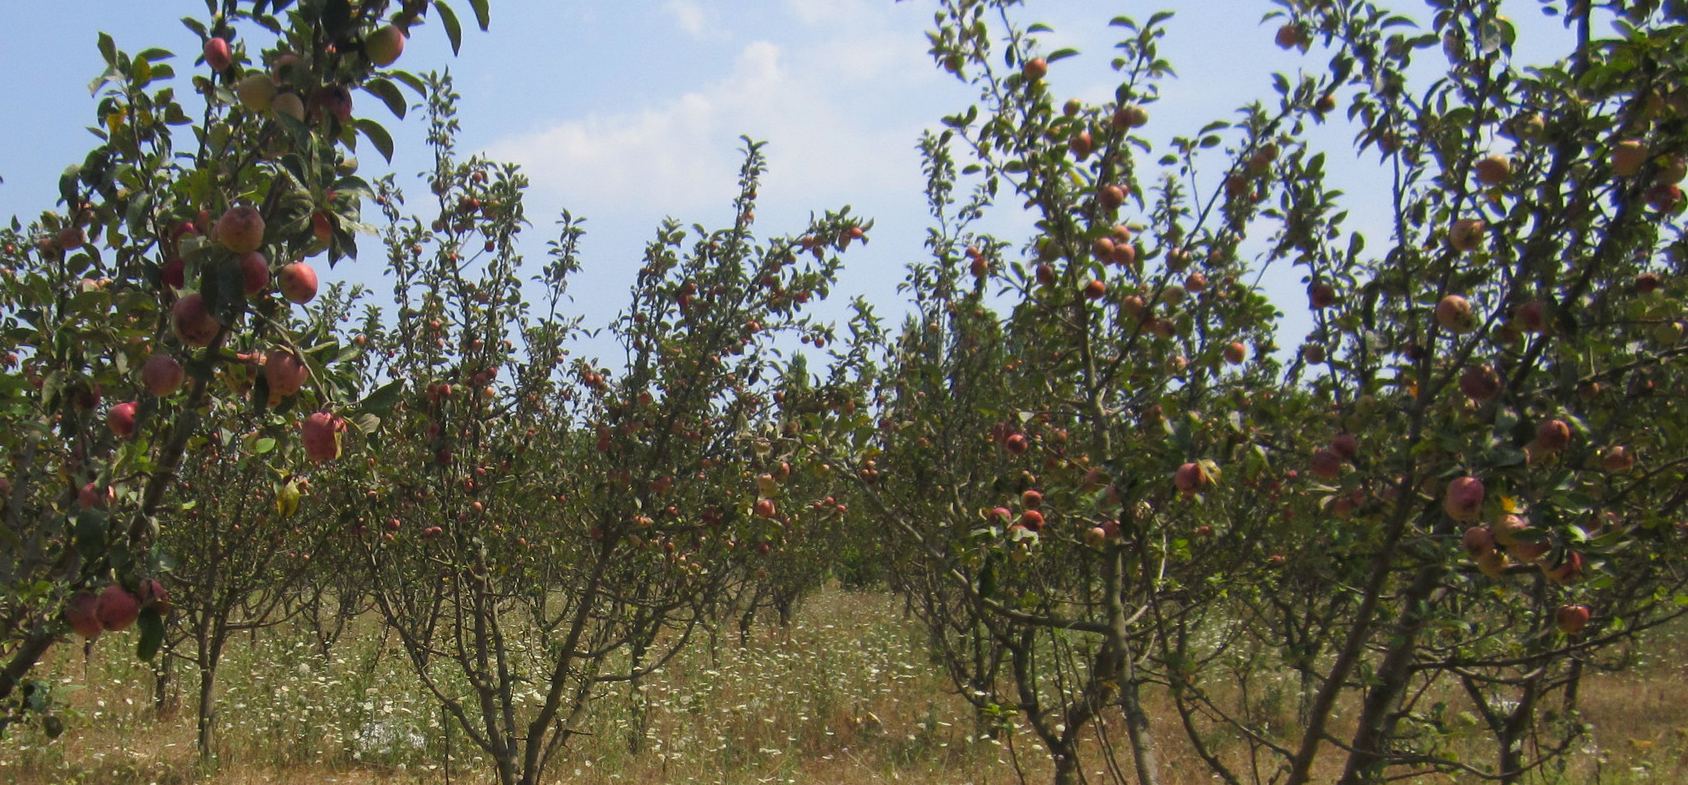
[[666, 0, 711, 37], [783, 0, 878, 27], [483, 11, 947, 219]]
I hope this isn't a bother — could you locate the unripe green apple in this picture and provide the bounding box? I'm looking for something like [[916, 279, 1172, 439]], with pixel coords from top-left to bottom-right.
[[366, 24, 406, 67], [237, 73, 276, 112], [272, 92, 306, 122]]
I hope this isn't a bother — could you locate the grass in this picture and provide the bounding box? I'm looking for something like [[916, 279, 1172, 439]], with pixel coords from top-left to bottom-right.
[[3, 586, 1686, 784]]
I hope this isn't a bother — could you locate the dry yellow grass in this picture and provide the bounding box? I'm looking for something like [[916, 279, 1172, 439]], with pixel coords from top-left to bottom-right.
[[3, 588, 1683, 785]]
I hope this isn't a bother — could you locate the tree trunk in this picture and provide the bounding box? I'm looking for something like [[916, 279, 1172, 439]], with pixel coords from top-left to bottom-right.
[[153, 640, 174, 716], [196, 658, 218, 759], [1052, 740, 1080, 785], [1336, 566, 1443, 784]]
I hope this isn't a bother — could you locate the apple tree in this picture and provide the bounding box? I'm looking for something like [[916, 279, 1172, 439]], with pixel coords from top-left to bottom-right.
[[839, 1, 1688, 784], [334, 74, 869, 785], [0, 0, 487, 736]]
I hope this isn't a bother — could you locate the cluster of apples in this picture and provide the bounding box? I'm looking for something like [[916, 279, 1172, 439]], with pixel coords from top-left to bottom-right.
[[63, 581, 170, 640], [1448, 477, 1592, 635]]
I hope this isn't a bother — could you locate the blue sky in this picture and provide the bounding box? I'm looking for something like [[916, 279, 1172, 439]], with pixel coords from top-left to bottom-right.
[[0, 0, 1574, 361]]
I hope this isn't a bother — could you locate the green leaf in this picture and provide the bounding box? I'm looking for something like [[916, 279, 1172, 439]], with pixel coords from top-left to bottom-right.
[[355, 119, 395, 163], [361, 78, 408, 119], [468, 0, 491, 30], [435, 1, 464, 56], [74, 510, 110, 562], [349, 412, 381, 434], [352, 379, 405, 415], [386, 70, 427, 95], [136, 607, 164, 661], [1047, 48, 1080, 63], [98, 32, 118, 66]]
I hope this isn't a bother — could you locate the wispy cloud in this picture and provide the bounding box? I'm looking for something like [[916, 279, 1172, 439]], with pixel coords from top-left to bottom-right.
[[483, 5, 945, 218], [666, 0, 712, 38]]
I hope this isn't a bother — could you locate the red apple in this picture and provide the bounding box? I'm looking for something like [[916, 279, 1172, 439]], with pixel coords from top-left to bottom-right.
[[1612, 140, 1647, 177], [1459, 364, 1501, 402], [95, 584, 140, 632], [1309, 283, 1337, 309], [1022, 58, 1047, 81], [1533, 419, 1571, 453], [1069, 130, 1093, 160], [1309, 448, 1343, 480], [161, 257, 186, 290], [1442, 476, 1484, 521], [753, 498, 776, 519], [1274, 23, 1301, 49], [1506, 531, 1550, 564], [1545, 551, 1584, 585], [309, 85, 354, 124], [1113, 105, 1149, 129], [1223, 342, 1247, 365], [136, 579, 170, 615], [172, 293, 221, 348], [1330, 433, 1359, 460], [1555, 604, 1590, 635], [1018, 509, 1044, 531], [57, 226, 86, 250], [1083, 279, 1106, 300], [1461, 526, 1494, 557], [279, 262, 318, 304], [203, 37, 233, 72], [1646, 182, 1682, 212], [1491, 513, 1527, 546], [1093, 238, 1115, 260], [142, 354, 185, 397], [1448, 219, 1486, 252], [217, 205, 265, 254], [1021, 489, 1043, 510], [108, 401, 138, 440], [271, 53, 303, 84], [1174, 462, 1210, 497], [265, 349, 309, 396], [1600, 445, 1635, 473], [64, 591, 102, 639], [79, 482, 112, 510], [301, 412, 343, 463], [1435, 294, 1475, 333], [1474, 154, 1511, 185], [1004, 433, 1029, 455], [1111, 242, 1137, 269], [238, 251, 269, 295], [1513, 298, 1547, 333]]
